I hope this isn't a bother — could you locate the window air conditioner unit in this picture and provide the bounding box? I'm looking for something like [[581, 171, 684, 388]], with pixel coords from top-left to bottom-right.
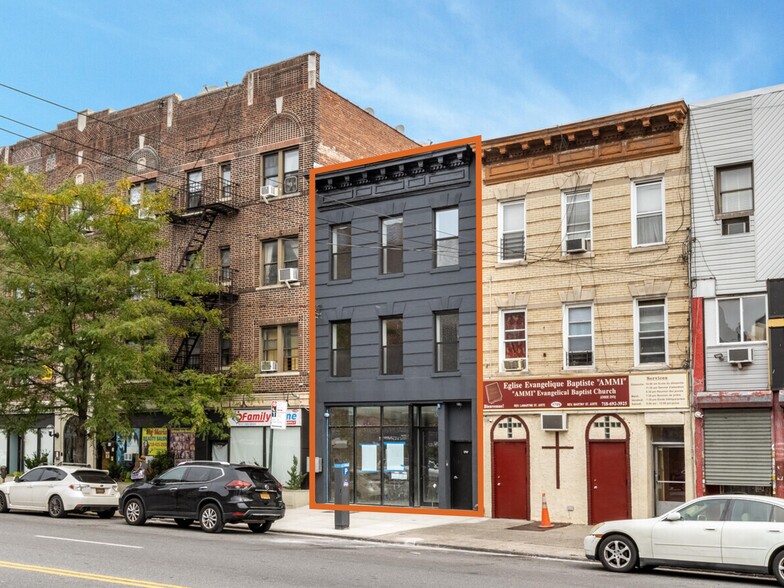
[[259, 360, 277, 373], [503, 358, 526, 371], [260, 185, 278, 202], [727, 347, 753, 365], [541, 413, 567, 432], [278, 267, 299, 283], [565, 238, 588, 253]]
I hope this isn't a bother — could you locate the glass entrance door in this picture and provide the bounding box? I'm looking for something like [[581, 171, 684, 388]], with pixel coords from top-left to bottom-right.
[[652, 426, 685, 515]]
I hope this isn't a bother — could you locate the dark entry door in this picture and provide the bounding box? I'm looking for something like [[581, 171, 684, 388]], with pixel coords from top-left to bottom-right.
[[493, 440, 528, 519], [450, 441, 472, 510], [589, 441, 629, 524]]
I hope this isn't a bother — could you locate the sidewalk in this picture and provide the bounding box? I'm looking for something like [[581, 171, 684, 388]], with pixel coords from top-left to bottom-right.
[[273, 506, 590, 560]]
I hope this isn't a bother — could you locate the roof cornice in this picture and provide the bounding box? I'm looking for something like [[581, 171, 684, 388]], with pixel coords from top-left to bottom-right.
[[482, 100, 687, 185]]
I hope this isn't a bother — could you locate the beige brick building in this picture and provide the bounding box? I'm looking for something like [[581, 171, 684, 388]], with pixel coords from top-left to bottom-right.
[[480, 101, 693, 524], [2, 52, 416, 480]]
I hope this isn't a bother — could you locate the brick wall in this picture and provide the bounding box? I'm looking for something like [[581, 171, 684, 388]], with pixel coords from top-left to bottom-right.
[[6, 52, 418, 408]]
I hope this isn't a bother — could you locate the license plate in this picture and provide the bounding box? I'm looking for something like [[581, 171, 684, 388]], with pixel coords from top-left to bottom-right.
[[95, 488, 105, 494], [259, 492, 270, 500]]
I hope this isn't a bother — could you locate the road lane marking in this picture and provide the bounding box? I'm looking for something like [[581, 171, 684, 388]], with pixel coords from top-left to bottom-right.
[[0, 560, 187, 587], [36, 535, 143, 549]]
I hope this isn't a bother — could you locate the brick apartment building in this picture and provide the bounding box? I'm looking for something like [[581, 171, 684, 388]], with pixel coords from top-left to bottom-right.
[[0, 52, 416, 481], [481, 101, 693, 525]]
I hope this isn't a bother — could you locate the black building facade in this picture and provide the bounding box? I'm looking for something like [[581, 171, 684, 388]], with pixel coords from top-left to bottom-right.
[[311, 140, 481, 511]]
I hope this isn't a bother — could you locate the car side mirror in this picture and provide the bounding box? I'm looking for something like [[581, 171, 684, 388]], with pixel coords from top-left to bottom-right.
[[151, 478, 162, 486], [665, 512, 682, 522], [13, 476, 20, 483]]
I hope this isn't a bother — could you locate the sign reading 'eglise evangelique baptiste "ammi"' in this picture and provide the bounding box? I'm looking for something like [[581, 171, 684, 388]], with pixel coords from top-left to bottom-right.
[[483, 372, 689, 411]]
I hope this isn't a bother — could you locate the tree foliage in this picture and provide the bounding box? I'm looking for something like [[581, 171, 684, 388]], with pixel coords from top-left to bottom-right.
[[0, 164, 249, 461]]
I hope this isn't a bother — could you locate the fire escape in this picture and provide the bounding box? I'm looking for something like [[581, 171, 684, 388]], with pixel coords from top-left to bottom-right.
[[168, 177, 240, 371]]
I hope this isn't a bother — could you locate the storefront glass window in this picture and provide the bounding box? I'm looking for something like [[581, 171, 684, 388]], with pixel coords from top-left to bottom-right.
[[230, 427, 263, 466]]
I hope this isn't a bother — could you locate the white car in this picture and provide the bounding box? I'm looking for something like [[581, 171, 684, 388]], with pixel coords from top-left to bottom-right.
[[0, 463, 119, 518], [585, 494, 784, 585]]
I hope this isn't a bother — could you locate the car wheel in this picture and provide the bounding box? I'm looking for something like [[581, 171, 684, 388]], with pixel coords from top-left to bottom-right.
[[123, 498, 146, 526], [248, 521, 272, 534], [598, 534, 637, 573], [97, 509, 116, 519], [199, 504, 224, 533], [48, 495, 67, 518], [0, 492, 8, 513], [772, 550, 784, 586], [175, 518, 194, 528]]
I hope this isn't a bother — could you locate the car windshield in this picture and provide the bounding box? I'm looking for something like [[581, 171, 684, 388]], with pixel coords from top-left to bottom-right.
[[72, 470, 115, 484], [235, 467, 276, 486]]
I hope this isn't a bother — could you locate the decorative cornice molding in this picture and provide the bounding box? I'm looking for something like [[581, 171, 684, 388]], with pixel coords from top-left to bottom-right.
[[628, 280, 671, 298], [482, 101, 687, 185]]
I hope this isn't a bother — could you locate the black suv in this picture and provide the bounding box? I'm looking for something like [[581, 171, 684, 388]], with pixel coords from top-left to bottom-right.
[[120, 461, 285, 533]]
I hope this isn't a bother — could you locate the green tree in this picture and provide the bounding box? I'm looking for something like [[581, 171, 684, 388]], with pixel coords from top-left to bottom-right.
[[0, 164, 249, 461]]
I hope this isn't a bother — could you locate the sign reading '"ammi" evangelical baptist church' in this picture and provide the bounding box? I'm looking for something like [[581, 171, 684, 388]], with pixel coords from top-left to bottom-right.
[[483, 372, 689, 411]]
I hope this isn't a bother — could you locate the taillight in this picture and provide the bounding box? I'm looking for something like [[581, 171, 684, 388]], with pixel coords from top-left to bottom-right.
[[225, 479, 253, 490], [69, 484, 88, 491], [276, 481, 282, 492]]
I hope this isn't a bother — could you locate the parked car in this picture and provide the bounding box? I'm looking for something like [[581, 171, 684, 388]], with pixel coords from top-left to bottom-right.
[[0, 463, 119, 518], [585, 494, 784, 585], [120, 460, 285, 533]]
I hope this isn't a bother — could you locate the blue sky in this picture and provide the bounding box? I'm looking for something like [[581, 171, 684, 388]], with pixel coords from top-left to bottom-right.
[[1, 1, 784, 146]]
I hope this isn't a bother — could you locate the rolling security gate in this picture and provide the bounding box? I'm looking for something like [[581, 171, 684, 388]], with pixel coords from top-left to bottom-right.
[[704, 409, 772, 487]]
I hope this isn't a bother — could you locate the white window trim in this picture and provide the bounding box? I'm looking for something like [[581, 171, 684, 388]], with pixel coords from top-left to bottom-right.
[[498, 199, 526, 262], [562, 304, 594, 369], [561, 188, 592, 252], [715, 294, 768, 346], [631, 177, 665, 247], [633, 298, 668, 367], [499, 308, 528, 372]]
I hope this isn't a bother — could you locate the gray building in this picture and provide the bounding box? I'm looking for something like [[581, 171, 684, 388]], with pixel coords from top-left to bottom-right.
[[311, 142, 479, 510], [689, 84, 784, 496]]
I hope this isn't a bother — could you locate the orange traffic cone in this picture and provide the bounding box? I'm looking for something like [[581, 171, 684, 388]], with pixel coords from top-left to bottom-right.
[[538, 492, 554, 529]]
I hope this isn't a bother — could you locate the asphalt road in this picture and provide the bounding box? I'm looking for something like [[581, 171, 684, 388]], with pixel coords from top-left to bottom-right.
[[0, 512, 778, 588]]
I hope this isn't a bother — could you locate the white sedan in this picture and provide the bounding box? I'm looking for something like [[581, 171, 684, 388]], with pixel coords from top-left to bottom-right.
[[585, 494, 784, 585], [0, 464, 119, 518]]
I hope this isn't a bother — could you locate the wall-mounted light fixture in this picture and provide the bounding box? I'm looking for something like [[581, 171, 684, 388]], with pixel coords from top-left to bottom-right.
[[45, 424, 59, 439], [713, 353, 725, 361]]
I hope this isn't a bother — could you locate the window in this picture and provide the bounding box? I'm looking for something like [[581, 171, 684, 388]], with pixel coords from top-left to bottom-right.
[[381, 217, 403, 274], [262, 237, 298, 286], [219, 247, 231, 284], [186, 335, 201, 371], [381, 317, 403, 375], [130, 180, 156, 219], [434, 208, 459, 267], [220, 163, 232, 200], [565, 305, 593, 367], [678, 498, 729, 522], [632, 178, 664, 246], [331, 321, 351, 377], [716, 164, 753, 223], [187, 170, 202, 208], [435, 311, 459, 372], [262, 148, 299, 195], [501, 310, 527, 369], [261, 324, 299, 372], [636, 299, 666, 364], [718, 295, 767, 343], [331, 224, 351, 280], [220, 332, 232, 369], [499, 200, 525, 261], [563, 190, 591, 251]]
